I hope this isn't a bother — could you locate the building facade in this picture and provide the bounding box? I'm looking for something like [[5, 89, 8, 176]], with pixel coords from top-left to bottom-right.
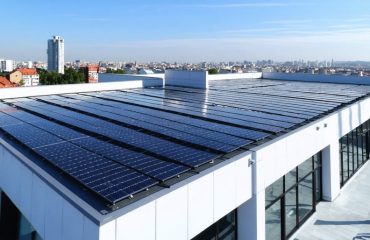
[[47, 36, 65, 74], [0, 72, 370, 240], [0, 60, 14, 72], [8, 70, 22, 85], [17, 68, 40, 87], [81, 65, 99, 83]]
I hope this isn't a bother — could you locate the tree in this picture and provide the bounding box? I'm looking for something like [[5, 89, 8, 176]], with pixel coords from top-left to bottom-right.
[[106, 68, 126, 74], [38, 68, 86, 85], [208, 68, 219, 75]]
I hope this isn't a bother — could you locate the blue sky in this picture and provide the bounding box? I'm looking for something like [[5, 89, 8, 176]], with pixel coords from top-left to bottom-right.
[[1, 0, 370, 62]]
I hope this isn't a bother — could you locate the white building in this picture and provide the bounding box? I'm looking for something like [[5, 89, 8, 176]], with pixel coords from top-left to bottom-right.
[[0, 59, 14, 72], [47, 36, 65, 74], [1, 71, 370, 240], [18, 68, 40, 86], [138, 68, 155, 75]]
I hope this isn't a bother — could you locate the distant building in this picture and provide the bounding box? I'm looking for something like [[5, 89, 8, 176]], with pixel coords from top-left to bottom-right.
[[81, 65, 99, 83], [47, 36, 65, 74], [17, 68, 40, 87], [8, 70, 22, 85], [1, 60, 14, 72], [27, 61, 33, 68], [138, 68, 155, 75], [0, 76, 15, 88]]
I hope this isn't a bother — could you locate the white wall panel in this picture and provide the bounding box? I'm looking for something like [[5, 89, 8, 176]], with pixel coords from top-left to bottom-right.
[[235, 155, 253, 206], [0, 150, 17, 200], [165, 70, 208, 89], [213, 162, 236, 221], [30, 175, 46, 238], [62, 201, 84, 240], [187, 173, 214, 239], [208, 72, 262, 80], [83, 218, 100, 240], [44, 188, 63, 240], [17, 162, 33, 221], [98, 220, 116, 240], [263, 72, 370, 85], [116, 202, 155, 240], [156, 187, 188, 240], [0, 81, 145, 99]]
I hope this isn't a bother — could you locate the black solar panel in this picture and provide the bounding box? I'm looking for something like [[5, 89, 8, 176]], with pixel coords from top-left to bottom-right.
[[33, 142, 158, 203], [41, 98, 250, 152], [72, 137, 189, 181], [2, 78, 369, 209], [77, 96, 268, 140], [0, 112, 23, 127], [13, 101, 219, 168], [2, 123, 65, 149]]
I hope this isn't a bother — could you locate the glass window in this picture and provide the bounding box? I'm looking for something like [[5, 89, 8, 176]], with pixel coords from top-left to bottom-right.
[[285, 187, 297, 237], [265, 151, 322, 240], [339, 119, 370, 187], [298, 174, 313, 221], [341, 136, 349, 184], [353, 130, 358, 170], [192, 210, 236, 240], [218, 211, 236, 240], [348, 132, 354, 176], [265, 177, 284, 207], [266, 200, 281, 240], [315, 168, 322, 203], [285, 168, 297, 190], [298, 158, 313, 180]]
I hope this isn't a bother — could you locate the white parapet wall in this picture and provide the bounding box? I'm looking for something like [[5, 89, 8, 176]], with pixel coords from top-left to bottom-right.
[[263, 72, 370, 85], [164, 70, 262, 89], [208, 72, 262, 81], [98, 73, 164, 85], [165, 70, 209, 89], [0, 81, 149, 99]]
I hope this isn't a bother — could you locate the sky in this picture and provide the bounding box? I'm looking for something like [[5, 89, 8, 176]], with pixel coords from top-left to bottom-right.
[[1, 0, 370, 62]]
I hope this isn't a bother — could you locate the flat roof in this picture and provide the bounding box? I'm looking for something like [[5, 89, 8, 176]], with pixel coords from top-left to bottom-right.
[[1, 78, 370, 214]]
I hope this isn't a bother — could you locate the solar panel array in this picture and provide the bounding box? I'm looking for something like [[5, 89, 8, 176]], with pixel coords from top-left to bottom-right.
[[1, 78, 370, 208]]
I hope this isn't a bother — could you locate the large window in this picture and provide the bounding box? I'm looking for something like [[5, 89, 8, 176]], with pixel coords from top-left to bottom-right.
[[0, 191, 42, 240], [340, 119, 370, 187], [192, 210, 237, 240], [265, 151, 322, 240]]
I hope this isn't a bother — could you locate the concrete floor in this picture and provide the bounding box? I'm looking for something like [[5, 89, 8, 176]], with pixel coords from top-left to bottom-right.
[[291, 162, 370, 240]]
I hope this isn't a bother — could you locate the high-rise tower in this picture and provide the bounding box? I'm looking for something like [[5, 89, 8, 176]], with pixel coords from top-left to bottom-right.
[[47, 36, 65, 74]]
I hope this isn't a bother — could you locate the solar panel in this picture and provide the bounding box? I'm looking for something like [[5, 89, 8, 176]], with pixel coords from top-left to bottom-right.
[[74, 95, 268, 141], [33, 142, 158, 203], [1, 123, 65, 149], [72, 137, 189, 181], [0, 112, 23, 127], [41, 98, 249, 152], [13, 100, 219, 168], [86, 92, 285, 133]]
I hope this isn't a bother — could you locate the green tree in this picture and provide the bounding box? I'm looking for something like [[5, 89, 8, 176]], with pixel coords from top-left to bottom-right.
[[208, 68, 219, 75], [38, 68, 86, 85], [106, 68, 125, 74]]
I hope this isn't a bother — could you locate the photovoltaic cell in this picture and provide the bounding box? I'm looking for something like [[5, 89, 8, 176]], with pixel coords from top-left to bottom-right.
[[13, 100, 219, 168], [33, 142, 158, 203], [0, 112, 23, 127], [72, 137, 189, 181], [41, 98, 249, 152], [71, 95, 268, 141], [1, 123, 65, 149]]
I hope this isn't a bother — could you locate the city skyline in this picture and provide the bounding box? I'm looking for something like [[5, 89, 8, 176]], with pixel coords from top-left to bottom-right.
[[1, 0, 370, 62]]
